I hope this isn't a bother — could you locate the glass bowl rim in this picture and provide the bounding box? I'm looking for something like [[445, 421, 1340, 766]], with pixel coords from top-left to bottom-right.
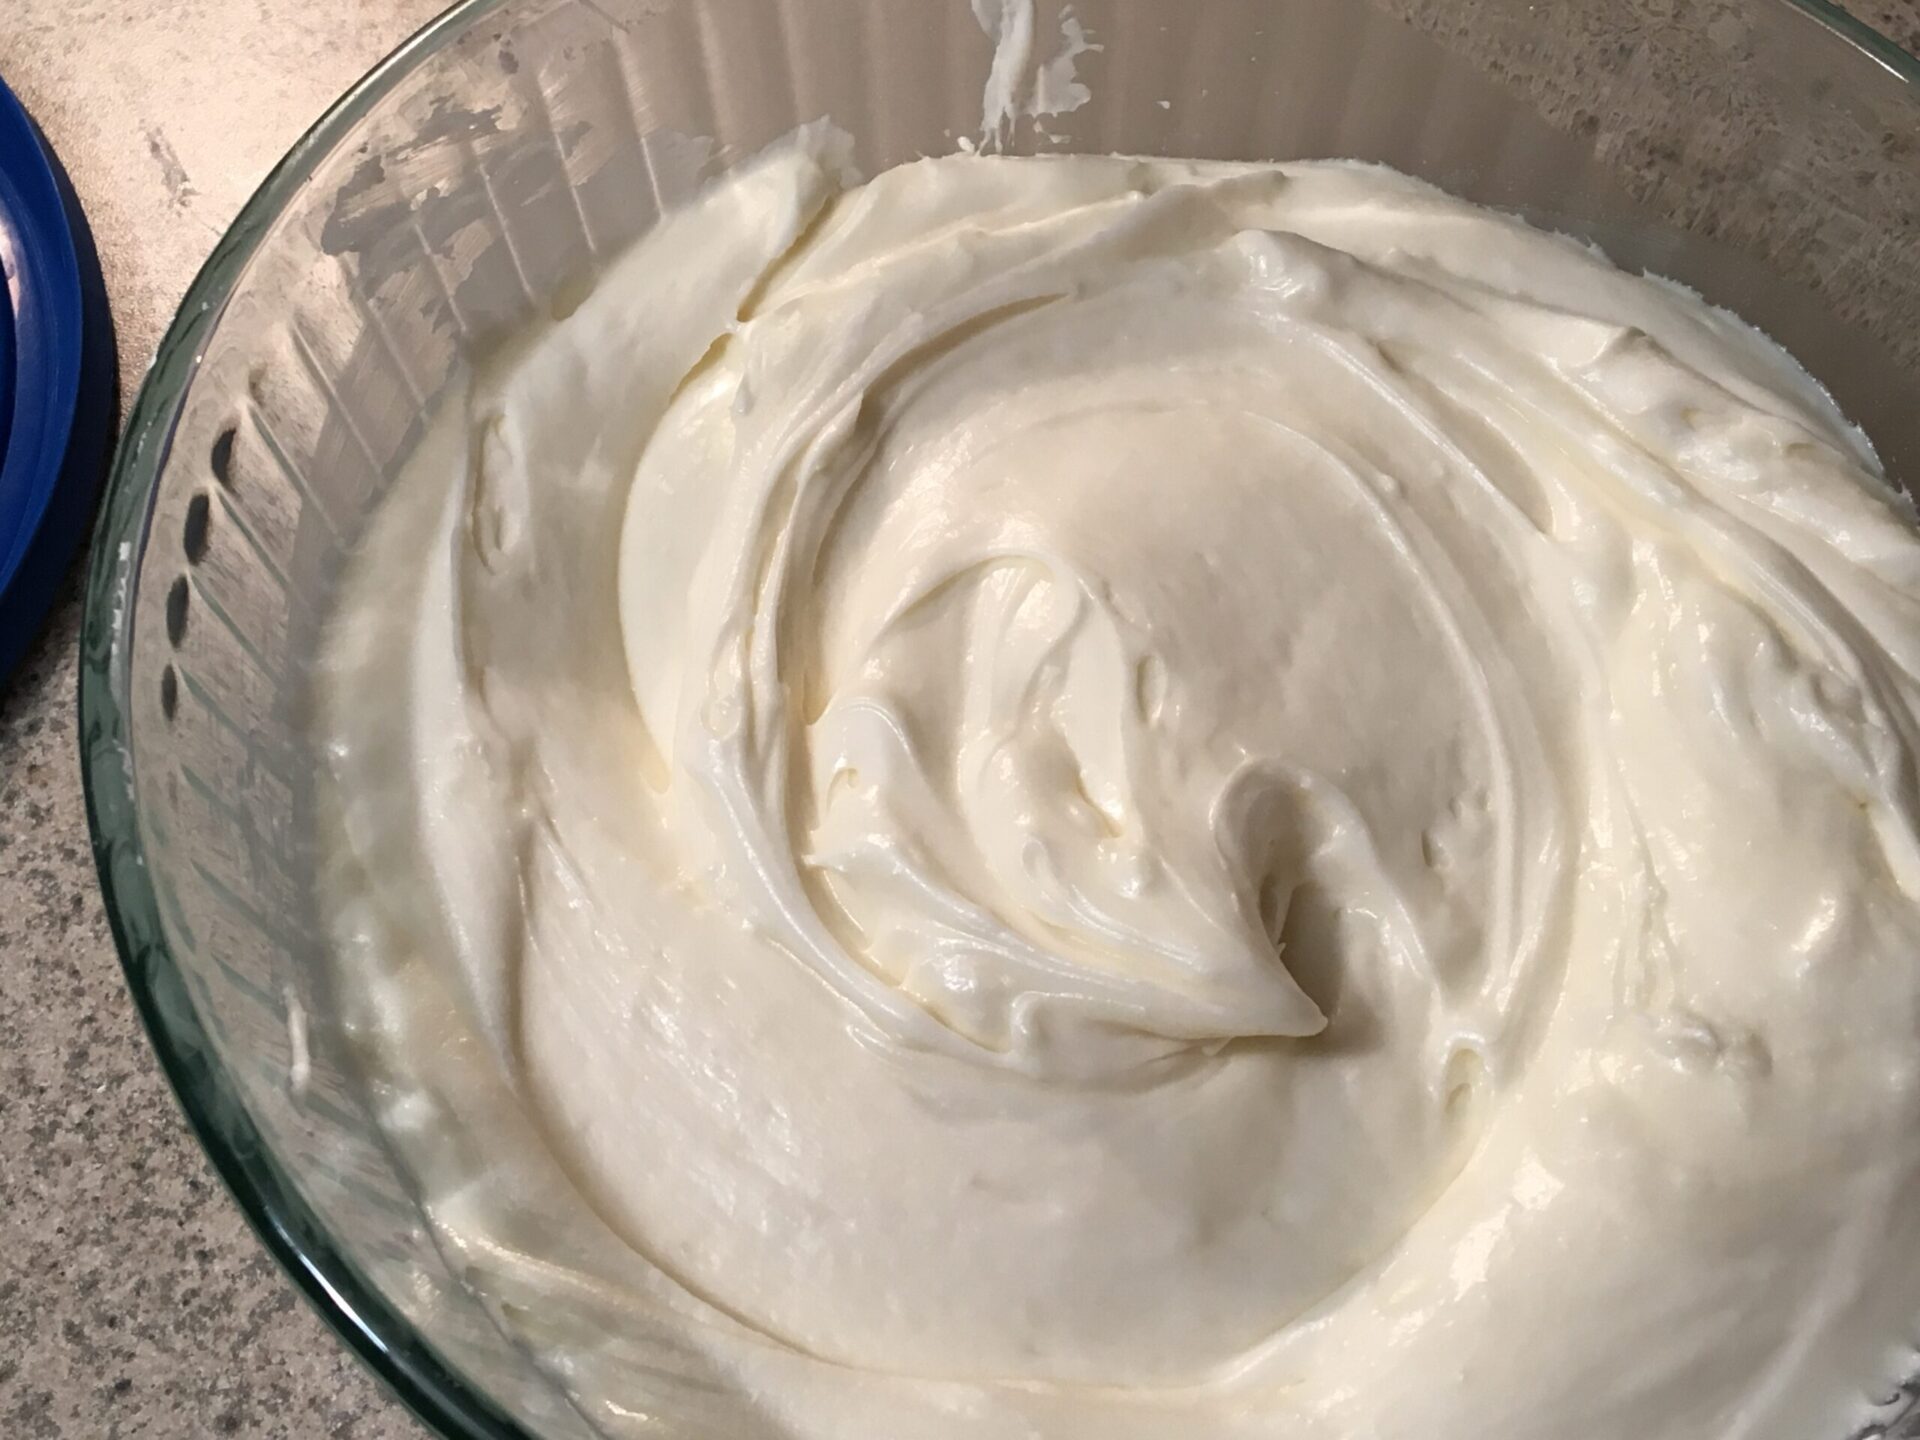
[[73, 2, 1920, 1438]]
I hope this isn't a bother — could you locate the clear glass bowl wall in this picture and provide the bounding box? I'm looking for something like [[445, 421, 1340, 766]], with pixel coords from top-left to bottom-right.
[[78, 1, 1920, 1436]]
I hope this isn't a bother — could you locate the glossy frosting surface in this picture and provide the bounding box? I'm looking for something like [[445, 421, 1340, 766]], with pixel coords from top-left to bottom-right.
[[320, 129, 1920, 1438]]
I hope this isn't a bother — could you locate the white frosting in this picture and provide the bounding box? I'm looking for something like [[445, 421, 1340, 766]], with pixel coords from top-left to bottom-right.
[[319, 126, 1920, 1439], [971, 0, 1100, 149]]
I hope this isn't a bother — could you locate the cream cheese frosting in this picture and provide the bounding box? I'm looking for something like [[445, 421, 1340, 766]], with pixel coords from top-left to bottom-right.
[[318, 124, 1920, 1439]]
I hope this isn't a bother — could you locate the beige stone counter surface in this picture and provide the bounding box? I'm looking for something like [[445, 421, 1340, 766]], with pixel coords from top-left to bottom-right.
[[1, 1, 1916, 1436]]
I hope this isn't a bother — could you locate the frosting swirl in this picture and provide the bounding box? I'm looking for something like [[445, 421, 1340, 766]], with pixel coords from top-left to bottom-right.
[[321, 128, 1920, 1438]]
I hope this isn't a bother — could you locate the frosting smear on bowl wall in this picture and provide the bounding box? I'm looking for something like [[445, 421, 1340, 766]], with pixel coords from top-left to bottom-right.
[[317, 124, 1920, 1439]]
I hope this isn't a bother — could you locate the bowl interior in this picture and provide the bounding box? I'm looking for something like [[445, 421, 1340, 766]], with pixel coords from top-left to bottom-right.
[[80, 1, 1920, 1436]]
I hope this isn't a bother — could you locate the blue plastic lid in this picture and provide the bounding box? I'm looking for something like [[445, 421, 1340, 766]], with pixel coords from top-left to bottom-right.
[[0, 73, 114, 682]]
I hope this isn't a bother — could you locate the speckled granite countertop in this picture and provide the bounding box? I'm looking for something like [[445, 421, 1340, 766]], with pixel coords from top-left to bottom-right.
[[1, 2, 1917, 1437]]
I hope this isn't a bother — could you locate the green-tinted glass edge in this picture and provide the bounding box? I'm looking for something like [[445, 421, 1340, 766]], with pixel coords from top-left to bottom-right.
[[75, 1, 536, 1437], [1788, 0, 1920, 78]]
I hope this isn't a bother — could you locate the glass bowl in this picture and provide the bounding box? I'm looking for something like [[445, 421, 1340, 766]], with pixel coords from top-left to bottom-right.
[[77, 0, 1920, 1436]]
